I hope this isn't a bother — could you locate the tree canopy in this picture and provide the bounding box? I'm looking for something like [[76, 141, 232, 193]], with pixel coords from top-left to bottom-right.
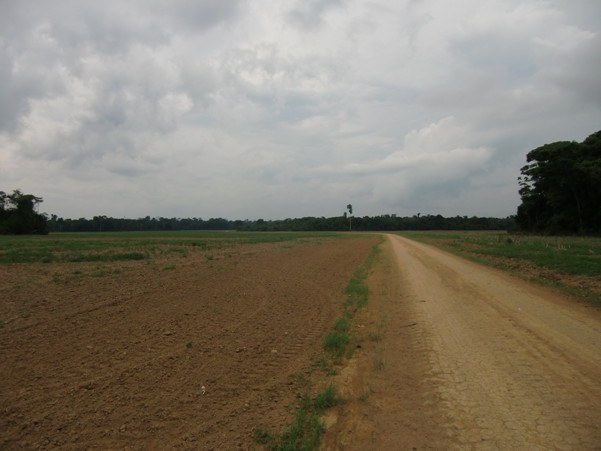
[[45, 214, 514, 233], [516, 130, 601, 234], [0, 189, 48, 234]]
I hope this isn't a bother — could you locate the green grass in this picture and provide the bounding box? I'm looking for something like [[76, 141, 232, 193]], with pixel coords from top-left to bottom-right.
[[398, 231, 601, 306], [323, 313, 351, 359], [257, 385, 339, 451], [398, 231, 601, 277], [313, 384, 337, 410], [323, 330, 350, 359], [0, 231, 346, 264], [324, 237, 383, 360], [254, 427, 273, 444]]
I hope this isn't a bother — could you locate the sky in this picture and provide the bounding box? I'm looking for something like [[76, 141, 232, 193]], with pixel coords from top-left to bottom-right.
[[1, 0, 600, 220]]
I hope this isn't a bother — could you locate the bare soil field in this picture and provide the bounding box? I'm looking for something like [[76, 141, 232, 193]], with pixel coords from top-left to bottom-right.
[[324, 234, 601, 449], [0, 234, 378, 449]]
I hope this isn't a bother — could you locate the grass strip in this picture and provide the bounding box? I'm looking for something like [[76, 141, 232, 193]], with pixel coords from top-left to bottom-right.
[[254, 385, 338, 451], [325, 237, 383, 361]]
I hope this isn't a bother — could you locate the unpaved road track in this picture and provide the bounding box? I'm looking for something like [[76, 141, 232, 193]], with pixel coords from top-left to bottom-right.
[[327, 234, 601, 449]]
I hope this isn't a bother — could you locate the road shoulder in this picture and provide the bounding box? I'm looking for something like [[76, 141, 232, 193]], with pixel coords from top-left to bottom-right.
[[321, 234, 450, 450]]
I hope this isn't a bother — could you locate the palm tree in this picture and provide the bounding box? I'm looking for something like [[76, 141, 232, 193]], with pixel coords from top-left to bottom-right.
[[346, 204, 353, 231]]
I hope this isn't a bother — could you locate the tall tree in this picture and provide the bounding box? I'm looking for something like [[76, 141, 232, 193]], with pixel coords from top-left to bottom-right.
[[516, 130, 601, 233], [346, 204, 353, 231], [0, 189, 48, 234]]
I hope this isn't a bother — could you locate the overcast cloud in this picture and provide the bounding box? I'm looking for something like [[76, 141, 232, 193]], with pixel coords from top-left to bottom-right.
[[1, 0, 600, 219]]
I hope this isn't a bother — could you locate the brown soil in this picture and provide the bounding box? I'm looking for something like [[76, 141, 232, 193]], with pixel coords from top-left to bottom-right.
[[0, 235, 378, 449], [323, 234, 601, 449]]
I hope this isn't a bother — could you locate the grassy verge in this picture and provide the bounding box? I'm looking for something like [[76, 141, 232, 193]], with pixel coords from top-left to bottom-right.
[[255, 385, 338, 451], [324, 237, 382, 362], [398, 231, 601, 307]]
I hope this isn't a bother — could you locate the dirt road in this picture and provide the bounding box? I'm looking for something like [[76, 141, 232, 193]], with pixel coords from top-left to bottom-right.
[[326, 234, 601, 449]]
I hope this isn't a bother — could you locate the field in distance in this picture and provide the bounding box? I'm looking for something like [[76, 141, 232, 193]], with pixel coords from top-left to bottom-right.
[[0, 231, 379, 449]]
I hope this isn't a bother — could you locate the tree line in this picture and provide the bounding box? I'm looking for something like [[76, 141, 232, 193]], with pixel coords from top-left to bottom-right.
[[250, 214, 514, 232], [0, 192, 515, 235], [43, 214, 515, 233]]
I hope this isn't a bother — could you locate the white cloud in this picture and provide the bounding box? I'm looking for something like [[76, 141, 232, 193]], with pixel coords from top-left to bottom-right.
[[0, 0, 599, 219], [311, 116, 493, 214]]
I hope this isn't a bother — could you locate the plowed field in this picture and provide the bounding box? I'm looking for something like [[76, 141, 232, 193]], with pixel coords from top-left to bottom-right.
[[0, 234, 378, 449]]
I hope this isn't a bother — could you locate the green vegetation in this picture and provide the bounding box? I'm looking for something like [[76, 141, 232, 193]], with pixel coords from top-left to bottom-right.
[[256, 385, 339, 451], [313, 384, 337, 410], [400, 231, 601, 306], [400, 232, 601, 276], [323, 314, 351, 359], [517, 130, 601, 234], [253, 427, 273, 445], [46, 213, 515, 233], [323, 238, 382, 361], [0, 189, 48, 235], [0, 231, 344, 264], [249, 214, 514, 232]]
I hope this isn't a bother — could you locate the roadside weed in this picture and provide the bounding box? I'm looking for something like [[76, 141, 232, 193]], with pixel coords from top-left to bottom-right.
[[323, 330, 350, 360], [253, 427, 272, 444], [323, 237, 382, 360], [256, 386, 339, 451], [314, 384, 337, 410]]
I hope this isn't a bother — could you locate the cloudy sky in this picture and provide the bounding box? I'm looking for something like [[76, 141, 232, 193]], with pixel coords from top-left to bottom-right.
[[1, 0, 600, 219]]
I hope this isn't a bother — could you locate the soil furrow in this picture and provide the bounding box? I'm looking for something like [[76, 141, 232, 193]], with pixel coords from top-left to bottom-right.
[[1, 236, 377, 449]]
